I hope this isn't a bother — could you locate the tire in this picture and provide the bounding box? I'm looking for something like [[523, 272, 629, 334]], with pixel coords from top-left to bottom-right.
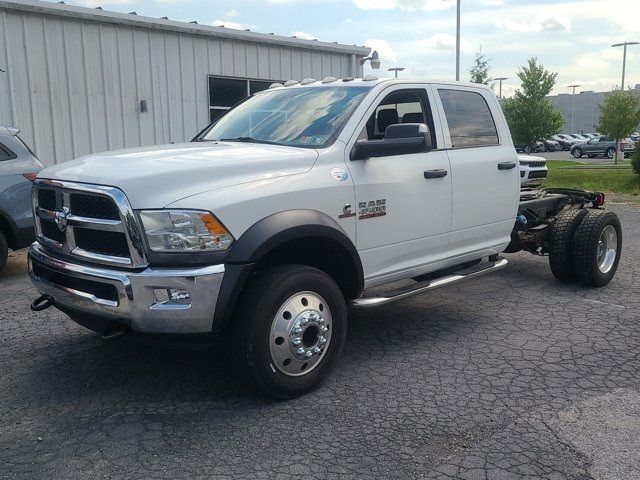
[[232, 264, 347, 398], [548, 209, 588, 283], [524, 146, 531, 154], [606, 147, 615, 159], [540, 144, 547, 152], [0, 230, 7, 272], [572, 210, 622, 287], [572, 147, 583, 158]]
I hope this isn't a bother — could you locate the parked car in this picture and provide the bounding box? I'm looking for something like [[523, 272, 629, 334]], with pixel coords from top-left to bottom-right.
[[569, 134, 590, 143], [519, 155, 547, 187], [543, 139, 561, 152], [552, 134, 577, 151], [571, 135, 635, 159], [514, 139, 559, 154], [623, 137, 636, 158], [29, 78, 622, 398], [0, 126, 43, 271]]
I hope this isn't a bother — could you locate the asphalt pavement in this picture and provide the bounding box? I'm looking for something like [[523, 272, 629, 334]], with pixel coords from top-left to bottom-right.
[[1, 204, 639, 480]]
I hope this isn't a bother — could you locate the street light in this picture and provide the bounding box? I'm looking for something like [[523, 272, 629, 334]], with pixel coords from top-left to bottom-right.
[[611, 41, 638, 90], [388, 67, 405, 78], [360, 50, 381, 70], [490, 77, 508, 100], [567, 83, 582, 133]]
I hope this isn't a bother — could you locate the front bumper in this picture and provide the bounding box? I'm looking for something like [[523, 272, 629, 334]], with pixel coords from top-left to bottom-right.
[[28, 242, 224, 334], [520, 167, 548, 187]]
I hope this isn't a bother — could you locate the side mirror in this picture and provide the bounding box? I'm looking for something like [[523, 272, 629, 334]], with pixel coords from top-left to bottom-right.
[[350, 123, 432, 160]]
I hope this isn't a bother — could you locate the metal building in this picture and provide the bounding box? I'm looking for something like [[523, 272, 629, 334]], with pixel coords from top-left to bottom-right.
[[0, 0, 370, 165], [547, 84, 640, 134]]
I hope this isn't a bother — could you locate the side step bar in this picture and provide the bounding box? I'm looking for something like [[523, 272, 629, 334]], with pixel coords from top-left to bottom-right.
[[351, 257, 508, 308]]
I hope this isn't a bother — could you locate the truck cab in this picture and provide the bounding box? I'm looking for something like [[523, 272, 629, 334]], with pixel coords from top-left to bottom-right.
[[29, 78, 621, 398]]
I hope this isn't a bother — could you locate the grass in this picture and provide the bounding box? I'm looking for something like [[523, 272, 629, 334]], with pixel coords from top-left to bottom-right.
[[544, 160, 640, 195], [546, 159, 585, 169]]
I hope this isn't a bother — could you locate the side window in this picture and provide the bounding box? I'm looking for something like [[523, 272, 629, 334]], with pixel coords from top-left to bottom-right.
[[0, 142, 16, 161], [438, 89, 499, 148], [361, 89, 436, 148]]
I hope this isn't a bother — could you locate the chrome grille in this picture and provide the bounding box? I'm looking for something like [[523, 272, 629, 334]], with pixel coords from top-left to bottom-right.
[[32, 180, 147, 268]]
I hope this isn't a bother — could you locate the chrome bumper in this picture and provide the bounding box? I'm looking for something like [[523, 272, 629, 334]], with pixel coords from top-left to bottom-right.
[[28, 242, 224, 334]]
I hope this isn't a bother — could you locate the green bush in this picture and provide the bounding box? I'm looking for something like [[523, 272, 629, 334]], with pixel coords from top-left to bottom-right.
[[632, 145, 640, 175]]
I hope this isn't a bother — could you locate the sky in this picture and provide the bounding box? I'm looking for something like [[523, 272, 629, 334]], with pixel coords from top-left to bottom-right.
[[45, 0, 640, 97]]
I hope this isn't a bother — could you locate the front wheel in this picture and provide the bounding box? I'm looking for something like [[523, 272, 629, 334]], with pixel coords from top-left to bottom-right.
[[572, 148, 583, 158], [232, 265, 347, 398], [572, 210, 622, 287]]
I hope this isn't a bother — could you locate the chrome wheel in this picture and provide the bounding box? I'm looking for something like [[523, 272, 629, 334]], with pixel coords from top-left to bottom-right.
[[597, 225, 618, 274], [269, 291, 332, 377]]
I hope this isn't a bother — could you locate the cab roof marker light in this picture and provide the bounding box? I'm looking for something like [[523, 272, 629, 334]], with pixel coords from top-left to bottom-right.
[[269, 83, 284, 89], [363, 75, 378, 81], [301, 78, 317, 85], [321, 76, 338, 83], [342, 77, 354, 82], [284, 80, 300, 87]]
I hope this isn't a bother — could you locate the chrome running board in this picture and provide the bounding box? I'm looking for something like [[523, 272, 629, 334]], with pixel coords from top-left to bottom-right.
[[352, 257, 508, 308]]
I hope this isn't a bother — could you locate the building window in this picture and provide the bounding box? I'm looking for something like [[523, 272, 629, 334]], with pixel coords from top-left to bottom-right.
[[208, 76, 278, 123], [438, 89, 499, 148]]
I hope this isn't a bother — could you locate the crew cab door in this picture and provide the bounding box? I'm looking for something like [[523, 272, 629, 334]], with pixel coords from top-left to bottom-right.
[[345, 86, 452, 284], [432, 86, 519, 257]]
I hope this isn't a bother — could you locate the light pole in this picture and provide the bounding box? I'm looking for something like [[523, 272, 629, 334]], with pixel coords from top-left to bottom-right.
[[455, 0, 461, 81], [490, 77, 508, 100], [388, 67, 405, 78], [611, 41, 638, 90], [567, 83, 581, 133]]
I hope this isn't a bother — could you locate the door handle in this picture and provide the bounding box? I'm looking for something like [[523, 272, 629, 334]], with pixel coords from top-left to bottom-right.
[[424, 169, 448, 179], [498, 161, 517, 170]]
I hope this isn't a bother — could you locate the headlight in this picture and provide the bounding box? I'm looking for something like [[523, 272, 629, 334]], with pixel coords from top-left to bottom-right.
[[139, 210, 233, 252], [519, 160, 530, 166]]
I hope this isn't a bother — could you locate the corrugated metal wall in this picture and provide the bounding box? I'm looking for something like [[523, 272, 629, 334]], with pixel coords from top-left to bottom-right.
[[0, 8, 361, 165]]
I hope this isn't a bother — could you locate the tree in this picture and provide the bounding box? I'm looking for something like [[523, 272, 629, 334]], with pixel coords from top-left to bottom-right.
[[595, 90, 640, 164], [469, 49, 490, 85], [502, 58, 564, 148]]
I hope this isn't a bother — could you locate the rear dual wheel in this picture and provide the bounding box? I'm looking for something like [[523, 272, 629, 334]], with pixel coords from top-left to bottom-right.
[[549, 209, 622, 286], [572, 210, 622, 286], [232, 265, 347, 398]]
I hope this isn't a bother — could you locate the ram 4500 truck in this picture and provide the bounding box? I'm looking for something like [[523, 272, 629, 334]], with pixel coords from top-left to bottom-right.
[[29, 78, 622, 398]]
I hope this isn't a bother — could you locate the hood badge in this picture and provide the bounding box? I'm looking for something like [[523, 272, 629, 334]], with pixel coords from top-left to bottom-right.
[[54, 206, 70, 232]]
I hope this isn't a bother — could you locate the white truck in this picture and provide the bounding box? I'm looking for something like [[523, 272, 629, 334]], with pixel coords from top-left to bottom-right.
[[29, 78, 622, 398]]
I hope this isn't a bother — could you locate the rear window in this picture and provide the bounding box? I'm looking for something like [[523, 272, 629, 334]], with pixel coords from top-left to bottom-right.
[[0, 142, 16, 161], [438, 89, 499, 148]]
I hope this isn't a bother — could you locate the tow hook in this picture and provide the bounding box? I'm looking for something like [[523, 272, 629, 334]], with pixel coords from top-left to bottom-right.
[[30, 294, 54, 312], [100, 327, 127, 342]]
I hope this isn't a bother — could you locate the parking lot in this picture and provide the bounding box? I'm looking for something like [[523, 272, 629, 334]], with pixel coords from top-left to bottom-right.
[[1, 204, 638, 479]]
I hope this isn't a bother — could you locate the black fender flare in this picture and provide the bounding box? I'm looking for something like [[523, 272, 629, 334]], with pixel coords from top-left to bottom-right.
[[212, 210, 363, 333]]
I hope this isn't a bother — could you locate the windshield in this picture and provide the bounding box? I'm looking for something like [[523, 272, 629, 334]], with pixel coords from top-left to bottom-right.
[[199, 85, 371, 148]]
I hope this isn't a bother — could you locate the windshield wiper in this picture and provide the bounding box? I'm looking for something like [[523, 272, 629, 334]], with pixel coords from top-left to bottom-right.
[[219, 136, 282, 146]]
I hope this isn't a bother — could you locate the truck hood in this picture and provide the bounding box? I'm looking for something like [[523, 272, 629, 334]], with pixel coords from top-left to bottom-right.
[[38, 142, 318, 208]]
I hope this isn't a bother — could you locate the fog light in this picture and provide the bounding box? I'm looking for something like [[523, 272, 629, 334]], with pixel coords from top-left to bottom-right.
[[152, 288, 191, 308]]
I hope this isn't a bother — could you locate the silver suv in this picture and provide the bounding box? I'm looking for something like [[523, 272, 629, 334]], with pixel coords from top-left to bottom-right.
[[0, 126, 43, 271]]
